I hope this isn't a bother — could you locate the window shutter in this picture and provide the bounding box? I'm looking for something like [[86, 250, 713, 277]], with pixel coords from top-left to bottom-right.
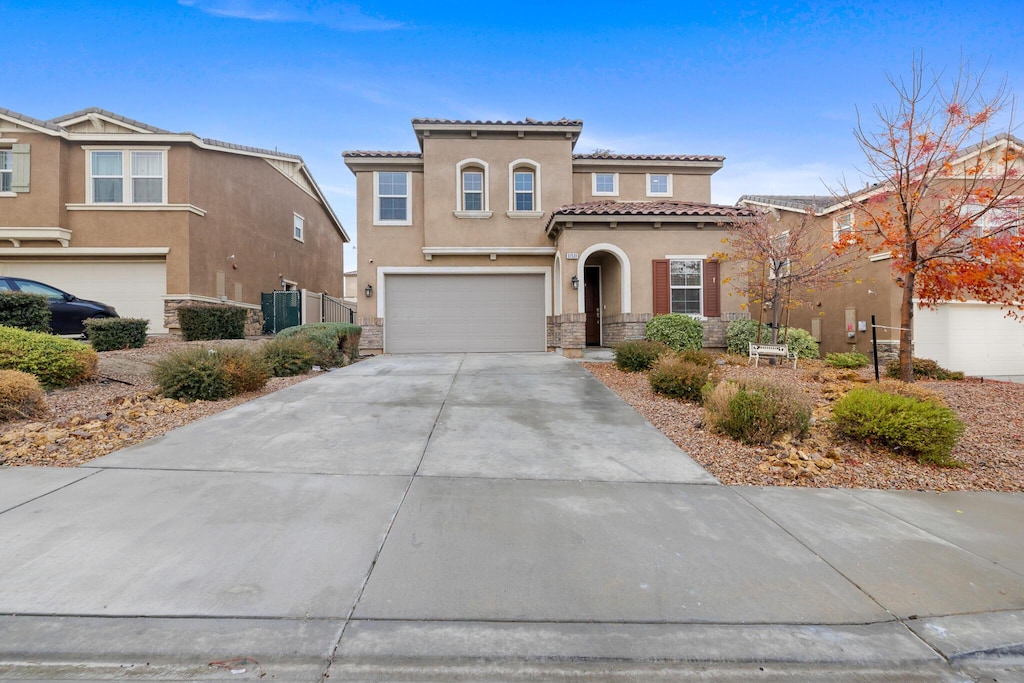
[[703, 260, 721, 318], [11, 144, 30, 193], [652, 259, 670, 315]]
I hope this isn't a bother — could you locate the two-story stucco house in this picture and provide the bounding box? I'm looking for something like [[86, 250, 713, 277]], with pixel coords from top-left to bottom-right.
[[344, 118, 752, 355], [0, 106, 348, 333]]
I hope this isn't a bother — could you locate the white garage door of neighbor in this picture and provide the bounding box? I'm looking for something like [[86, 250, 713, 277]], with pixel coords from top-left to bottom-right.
[[914, 302, 1024, 379], [385, 274, 545, 353], [0, 260, 168, 333]]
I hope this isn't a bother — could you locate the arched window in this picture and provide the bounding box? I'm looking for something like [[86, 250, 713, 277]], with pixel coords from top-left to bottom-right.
[[507, 159, 541, 216], [455, 158, 490, 217]]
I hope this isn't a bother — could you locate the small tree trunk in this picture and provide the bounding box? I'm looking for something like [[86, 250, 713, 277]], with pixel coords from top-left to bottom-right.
[[898, 272, 916, 382]]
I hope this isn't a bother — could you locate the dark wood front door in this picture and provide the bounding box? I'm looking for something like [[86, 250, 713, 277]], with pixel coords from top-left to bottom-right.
[[584, 266, 601, 346]]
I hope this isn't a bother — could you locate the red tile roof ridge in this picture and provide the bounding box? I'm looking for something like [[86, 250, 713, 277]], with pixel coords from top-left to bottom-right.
[[573, 153, 724, 162], [343, 150, 423, 158]]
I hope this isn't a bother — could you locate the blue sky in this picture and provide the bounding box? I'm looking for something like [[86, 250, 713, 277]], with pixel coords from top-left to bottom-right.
[[6, 0, 1023, 266]]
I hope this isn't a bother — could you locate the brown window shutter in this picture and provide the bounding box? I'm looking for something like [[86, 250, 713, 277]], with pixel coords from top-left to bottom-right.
[[652, 259, 670, 315], [703, 260, 721, 318]]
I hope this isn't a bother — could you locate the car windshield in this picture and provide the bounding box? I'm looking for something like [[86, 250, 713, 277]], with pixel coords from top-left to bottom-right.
[[13, 280, 66, 299]]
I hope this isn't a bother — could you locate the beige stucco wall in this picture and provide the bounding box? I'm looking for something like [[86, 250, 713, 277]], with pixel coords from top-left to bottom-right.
[[0, 132, 65, 228], [572, 169, 713, 203]]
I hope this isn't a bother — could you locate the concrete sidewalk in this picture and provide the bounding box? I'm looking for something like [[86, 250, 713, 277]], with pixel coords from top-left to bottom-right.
[[0, 353, 1021, 681]]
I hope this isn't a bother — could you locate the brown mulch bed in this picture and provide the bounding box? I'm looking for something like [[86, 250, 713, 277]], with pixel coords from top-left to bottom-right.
[[584, 359, 1024, 492], [1, 337, 317, 467]]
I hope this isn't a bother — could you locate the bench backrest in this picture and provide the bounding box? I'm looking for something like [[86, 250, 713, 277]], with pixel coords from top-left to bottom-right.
[[749, 343, 789, 353]]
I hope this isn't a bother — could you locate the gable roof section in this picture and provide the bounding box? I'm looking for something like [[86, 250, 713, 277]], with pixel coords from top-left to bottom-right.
[[738, 195, 836, 214], [51, 107, 172, 134], [546, 200, 754, 237], [0, 106, 64, 133]]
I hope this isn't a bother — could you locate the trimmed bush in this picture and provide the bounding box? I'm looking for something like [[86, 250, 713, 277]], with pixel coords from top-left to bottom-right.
[[645, 313, 703, 351], [825, 351, 871, 369], [218, 346, 270, 395], [885, 357, 965, 381], [0, 325, 98, 389], [261, 335, 316, 377], [0, 369, 48, 422], [178, 305, 247, 341], [277, 322, 362, 367], [613, 339, 668, 372], [831, 387, 964, 466], [675, 348, 716, 368], [85, 317, 149, 351], [726, 319, 820, 359], [875, 378, 947, 406], [649, 354, 719, 402], [703, 378, 813, 444], [153, 347, 231, 402], [0, 291, 51, 333]]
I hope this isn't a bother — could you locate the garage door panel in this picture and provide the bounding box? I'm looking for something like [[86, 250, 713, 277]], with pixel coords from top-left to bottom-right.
[[386, 274, 545, 353], [915, 303, 1024, 378], [1, 261, 168, 333]]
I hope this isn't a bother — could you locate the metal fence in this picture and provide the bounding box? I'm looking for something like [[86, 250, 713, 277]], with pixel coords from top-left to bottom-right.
[[262, 289, 356, 334]]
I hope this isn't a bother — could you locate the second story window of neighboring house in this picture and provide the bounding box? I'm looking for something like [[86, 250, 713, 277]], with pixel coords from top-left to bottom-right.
[[514, 171, 534, 211], [375, 171, 410, 225], [960, 200, 1021, 238], [670, 259, 702, 316], [647, 173, 672, 197], [593, 172, 618, 196], [833, 211, 854, 242], [769, 231, 791, 278], [0, 150, 11, 193], [89, 149, 166, 204], [293, 213, 304, 242], [463, 171, 483, 211]]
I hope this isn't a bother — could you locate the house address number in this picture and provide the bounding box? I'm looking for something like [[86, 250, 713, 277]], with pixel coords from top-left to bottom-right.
[[566, 253, 580, 260]]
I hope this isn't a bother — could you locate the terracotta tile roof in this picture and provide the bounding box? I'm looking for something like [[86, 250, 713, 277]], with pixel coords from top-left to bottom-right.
[[49, 107, 172, 133], [738, 195, 837, 212], [0, 106, 65, 132], [546, 200, 753, 233], [412, 118, 582, 127], [343, 150, 424, 158], [574, 153, 724, 162]]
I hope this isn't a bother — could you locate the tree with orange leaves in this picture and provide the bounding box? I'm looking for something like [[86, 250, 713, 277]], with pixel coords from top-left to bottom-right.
[[837, 58, 1024, 381]]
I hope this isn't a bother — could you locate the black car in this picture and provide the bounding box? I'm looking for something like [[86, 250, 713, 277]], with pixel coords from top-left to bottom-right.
[[0, 276, 118, 335]]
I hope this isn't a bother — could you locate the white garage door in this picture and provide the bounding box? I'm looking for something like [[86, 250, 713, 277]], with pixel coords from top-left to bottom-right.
[[0, 260, 168, 333], [914, 302, 1024, 379], [385, 274, 545, 353]]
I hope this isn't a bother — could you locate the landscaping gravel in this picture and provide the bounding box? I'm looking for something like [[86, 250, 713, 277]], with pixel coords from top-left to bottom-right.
[[584, 360, 1024, 492]]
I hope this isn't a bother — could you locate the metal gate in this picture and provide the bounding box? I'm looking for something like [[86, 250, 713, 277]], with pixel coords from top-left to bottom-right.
[[261, 290, 300, 334]]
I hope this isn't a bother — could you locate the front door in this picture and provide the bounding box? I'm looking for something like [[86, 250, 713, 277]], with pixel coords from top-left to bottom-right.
[[584, 266, 601, 346]]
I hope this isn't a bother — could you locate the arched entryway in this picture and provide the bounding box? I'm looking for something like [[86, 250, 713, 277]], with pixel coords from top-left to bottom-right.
[[576, 244, 631, 347]]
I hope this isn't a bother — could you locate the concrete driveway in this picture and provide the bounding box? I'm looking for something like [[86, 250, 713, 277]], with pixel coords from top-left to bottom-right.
[[0, 353, 1021, 681]]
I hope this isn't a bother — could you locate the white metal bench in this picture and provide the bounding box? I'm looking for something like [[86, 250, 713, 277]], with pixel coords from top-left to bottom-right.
[[748, 343, 798, 368]]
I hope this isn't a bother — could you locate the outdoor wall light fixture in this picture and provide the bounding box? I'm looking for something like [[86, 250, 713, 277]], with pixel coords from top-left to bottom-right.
[[365, 283, 373, 298], [571, 275, 579, 290]]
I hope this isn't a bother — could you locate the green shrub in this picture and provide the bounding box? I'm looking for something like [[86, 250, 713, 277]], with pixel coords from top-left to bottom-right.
[[726, 318, 819, 359], [885, 357, 965, 381], [649, 354, 719, 402], [153, 347, 231, 402], [84, 317, 149, 351], [177, 305, 247, 341], [277, 322, 362, 367], [825, 351, 871, 369], [261, 335, 316, 377], [613, 339, 668, 372], [217, 346, 270, 395], [0, 369, 48, 422], [703, 378, 813, 444], [874, 378, 947, 406], [675, 348, 716, 367], [831, 387, 965, 466], [0, 325, 98, 389], [645, 313, 703, 351], [0, 291, 51, 333]]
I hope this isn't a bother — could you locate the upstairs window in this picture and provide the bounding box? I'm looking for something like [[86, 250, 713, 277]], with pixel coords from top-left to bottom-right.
[[647, 173, 672, 197], [463, 171, 483, 211], [88, 149, 166, 204], [769, 231, 791, 278], [593, 172, 618, 196], [833, 211, 854, 242], [960, 201, 1021, 238], [0, 151, 11, 193], [670, 259, 702, 315], [514, 171, 534, 211], [293, 213, 304, 242], [375, 171, 411, 225]]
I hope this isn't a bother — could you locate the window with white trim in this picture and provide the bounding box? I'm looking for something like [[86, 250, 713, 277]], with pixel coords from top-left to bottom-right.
[[833, 211, 854, 242], [463, 170, 483, 211], [514, 170, 534, 211], [769, 231, 791, 278], [960, 200, 1021, 238], [88, 149, 166, 204], [293, 213, 304, 242], [374, 171, 411, 225], [592, 172, 618, 196], [0, 150, 11, 193], [670, 259, 702, 315], [647, 173, 672, 197]]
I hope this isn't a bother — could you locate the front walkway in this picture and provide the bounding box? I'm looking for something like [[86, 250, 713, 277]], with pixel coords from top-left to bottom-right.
[[0, 353, 1021, 681]]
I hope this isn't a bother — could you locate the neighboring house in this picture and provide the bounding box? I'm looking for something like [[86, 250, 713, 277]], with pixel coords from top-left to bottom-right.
[[343, 269, 358, 303], [739, 139, 1024, 380], [0, 106, 348, 334], [343, 118, 752, 355]]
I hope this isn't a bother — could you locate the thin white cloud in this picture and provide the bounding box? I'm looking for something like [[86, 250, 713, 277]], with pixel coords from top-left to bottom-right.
[[179, 0, 404, 31]]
